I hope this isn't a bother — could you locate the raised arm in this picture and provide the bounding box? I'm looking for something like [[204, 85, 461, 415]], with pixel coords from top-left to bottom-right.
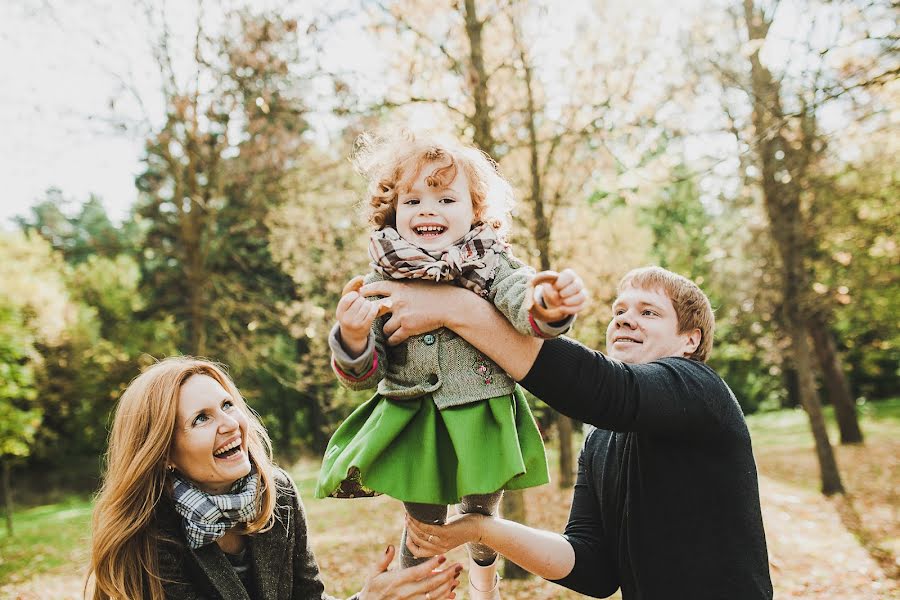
[[360, 280, 543, 381]]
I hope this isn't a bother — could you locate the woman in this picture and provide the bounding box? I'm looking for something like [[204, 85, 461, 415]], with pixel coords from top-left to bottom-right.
[[87, 357, 461, 599]]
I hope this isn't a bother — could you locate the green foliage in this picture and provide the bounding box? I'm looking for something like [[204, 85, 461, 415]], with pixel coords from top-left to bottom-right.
[[15, 190, 136, 264], [132, 9, 333, 454], [806, 154, 900, 400], [0, 232, 72, 462], [0, 303, 40, 459]]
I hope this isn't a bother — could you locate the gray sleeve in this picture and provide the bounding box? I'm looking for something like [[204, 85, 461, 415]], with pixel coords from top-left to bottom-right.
[[328, 272, 389, 389], [489, 253, 573, 338], [329, 323, 376, 376], [328, 321, 387, 390]]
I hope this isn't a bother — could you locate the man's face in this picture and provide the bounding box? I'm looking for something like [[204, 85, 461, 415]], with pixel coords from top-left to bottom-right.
[[605, 285, 699, 364]]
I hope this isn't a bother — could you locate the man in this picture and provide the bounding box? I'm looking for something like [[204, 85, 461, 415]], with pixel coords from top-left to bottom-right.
[[364, 266, 773, 599]]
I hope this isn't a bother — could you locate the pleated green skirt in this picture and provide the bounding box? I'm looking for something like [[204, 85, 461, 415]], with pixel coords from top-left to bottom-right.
[[315, 386, 549, 505]]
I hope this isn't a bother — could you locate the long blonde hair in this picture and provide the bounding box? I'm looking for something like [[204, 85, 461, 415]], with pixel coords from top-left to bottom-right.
[[86, 357, 279, 600]]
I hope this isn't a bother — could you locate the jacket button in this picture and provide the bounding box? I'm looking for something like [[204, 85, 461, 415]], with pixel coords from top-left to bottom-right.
[[423, 334, 436, 345], [427, 373, 438, 385]]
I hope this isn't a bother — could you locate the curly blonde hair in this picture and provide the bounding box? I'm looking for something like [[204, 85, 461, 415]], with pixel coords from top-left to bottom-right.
[[352, 131, 515, 239]]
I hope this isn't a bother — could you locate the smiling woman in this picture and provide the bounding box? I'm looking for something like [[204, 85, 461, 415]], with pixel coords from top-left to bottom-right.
[[86, 356, 461, 600]]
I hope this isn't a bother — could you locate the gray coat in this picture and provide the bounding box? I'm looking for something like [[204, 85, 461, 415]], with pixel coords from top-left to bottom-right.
[[330, 252, 571, 409], [157, 472, 354, 600]]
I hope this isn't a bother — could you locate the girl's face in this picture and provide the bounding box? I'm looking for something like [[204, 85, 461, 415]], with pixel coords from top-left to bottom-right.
[[169, 374, 252, 494], [396, 162, 475, 251]]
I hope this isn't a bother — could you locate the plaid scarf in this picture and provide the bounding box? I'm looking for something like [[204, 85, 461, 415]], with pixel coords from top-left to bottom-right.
[[170, 468, 260, 549], [369, 224, 509, 297]]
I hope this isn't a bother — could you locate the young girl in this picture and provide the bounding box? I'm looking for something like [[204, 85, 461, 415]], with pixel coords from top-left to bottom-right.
[[315, 132, 587, 599]]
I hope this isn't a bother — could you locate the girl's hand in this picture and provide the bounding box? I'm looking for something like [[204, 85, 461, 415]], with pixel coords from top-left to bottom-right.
[[359, 545, 461, 600], [336, 283, 385, 358], [404, 513, 486, 558], [536, 268, 588, 319]]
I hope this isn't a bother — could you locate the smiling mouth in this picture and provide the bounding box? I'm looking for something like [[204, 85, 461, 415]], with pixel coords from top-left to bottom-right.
[[414, 225, 446, 236], [614, 337, 642, 344], [213, 437, 243, 459]]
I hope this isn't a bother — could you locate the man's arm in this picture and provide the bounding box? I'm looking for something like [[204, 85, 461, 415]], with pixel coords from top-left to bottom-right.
[[361, 280, 543, 381], [405, 512, 576, 581]]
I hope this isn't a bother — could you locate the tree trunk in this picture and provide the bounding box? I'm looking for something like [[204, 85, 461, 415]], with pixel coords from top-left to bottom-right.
[[460, 3, 533, 579], [742, 0, 843, 496], [516, 17, 576, 488], [462, 0, 496, 154], [556, 416, 576, 487], [2, 460, 13, 536], [808, 320, 864, 444], [499, 490, 530, 579], [781, 362, 800, 409], [791, 319, 845, 495]]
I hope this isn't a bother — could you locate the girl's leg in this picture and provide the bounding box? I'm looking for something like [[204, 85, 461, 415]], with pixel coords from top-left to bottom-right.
[[458, 491, 503, 564], [401, 502, 448, 569], [458, 491, 503, 598]]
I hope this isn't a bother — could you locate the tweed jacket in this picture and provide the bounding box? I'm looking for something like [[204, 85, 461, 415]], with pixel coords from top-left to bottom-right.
[[157, 470, 355, 600], [330, 251, 572, 409]]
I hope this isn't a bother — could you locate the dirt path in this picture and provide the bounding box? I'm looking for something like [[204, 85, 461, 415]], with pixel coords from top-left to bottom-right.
[[2, 474, 897, 599], [759, 475, 897, 598]]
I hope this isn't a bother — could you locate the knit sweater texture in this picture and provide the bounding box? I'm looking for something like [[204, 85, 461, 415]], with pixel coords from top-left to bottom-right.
[[521, 337, 773, 599], [331, 251, 571, 409]]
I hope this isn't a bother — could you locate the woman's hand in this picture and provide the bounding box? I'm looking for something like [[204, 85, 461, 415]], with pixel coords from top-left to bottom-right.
[[359, 545, 461, 600], [404, 513, 487, 558]]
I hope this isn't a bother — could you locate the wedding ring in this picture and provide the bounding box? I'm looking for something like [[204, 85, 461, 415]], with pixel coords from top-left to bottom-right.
[[427, 534, 434, 543]]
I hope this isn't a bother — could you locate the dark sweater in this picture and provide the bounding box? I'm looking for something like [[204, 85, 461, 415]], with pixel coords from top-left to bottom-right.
[[521, 337, 773, 599]]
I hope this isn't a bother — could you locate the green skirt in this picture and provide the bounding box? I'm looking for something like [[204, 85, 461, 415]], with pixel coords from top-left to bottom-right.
[[315, 387, 549, 505]]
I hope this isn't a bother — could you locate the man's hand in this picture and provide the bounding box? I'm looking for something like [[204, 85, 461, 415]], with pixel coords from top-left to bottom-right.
[[360, 281, 471, 345], [361, 279, 542, 380], [404, 513, 486, 558]]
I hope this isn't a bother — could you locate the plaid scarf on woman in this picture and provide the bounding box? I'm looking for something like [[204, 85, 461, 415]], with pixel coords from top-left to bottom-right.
[[170, 468, 260, 549], [369, 224, 509, 297]]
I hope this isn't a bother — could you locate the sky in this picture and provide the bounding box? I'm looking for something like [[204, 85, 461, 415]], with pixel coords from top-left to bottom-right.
[[0, 0, 836, 231], [1, 1, 154, 227], [0, 0, 380, 229]]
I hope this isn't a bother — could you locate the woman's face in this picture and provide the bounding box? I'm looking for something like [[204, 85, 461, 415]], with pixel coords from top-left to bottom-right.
[[169, 374, 252, 495]]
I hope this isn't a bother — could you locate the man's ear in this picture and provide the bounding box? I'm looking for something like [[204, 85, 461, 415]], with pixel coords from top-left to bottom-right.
[[683, 328, 701, 356]]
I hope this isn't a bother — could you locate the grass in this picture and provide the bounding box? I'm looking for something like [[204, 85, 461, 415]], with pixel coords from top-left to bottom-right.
[[0, 495, 93, 585], [1, 398, 897, 597], [746, 397, 900, 448]]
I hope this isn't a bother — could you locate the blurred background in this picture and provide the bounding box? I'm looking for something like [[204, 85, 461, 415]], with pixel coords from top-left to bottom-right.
[[0, 0, 897, 597]]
